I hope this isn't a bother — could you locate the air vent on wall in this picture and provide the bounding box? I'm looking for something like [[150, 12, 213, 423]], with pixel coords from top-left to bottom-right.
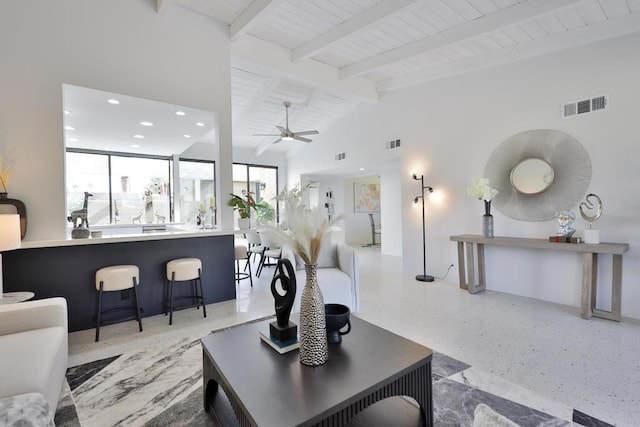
[[385, 139, 401, 150], [335, 152, 346, 161], [562, 95, 608, 118]]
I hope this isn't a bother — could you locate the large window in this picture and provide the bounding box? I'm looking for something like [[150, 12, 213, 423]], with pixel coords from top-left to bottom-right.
[[232, 163, 278, 226], [179, 159, 216, 226], [66, 150, 172, 225]]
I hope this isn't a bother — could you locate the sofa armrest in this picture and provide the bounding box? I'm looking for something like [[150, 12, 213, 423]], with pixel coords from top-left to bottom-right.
[[0, 297, 68, 336], [337, 244, 359, 312]]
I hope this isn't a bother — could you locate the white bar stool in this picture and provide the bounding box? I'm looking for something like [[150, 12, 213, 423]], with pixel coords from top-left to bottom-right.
[[235, 244, 253, 287], [165, 258, 206, 325], [95, 265, 143, 342]]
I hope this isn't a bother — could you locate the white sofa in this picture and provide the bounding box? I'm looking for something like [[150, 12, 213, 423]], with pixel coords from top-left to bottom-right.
[[281, 243, 359, 312], [0, 297, 68, 420]]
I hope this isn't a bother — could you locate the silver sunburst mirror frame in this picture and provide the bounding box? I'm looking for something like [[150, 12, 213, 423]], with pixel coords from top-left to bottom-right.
[[484, 129, 592, 221]]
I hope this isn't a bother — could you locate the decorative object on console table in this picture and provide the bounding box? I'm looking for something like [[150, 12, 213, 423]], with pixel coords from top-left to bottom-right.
[[554, 210, 576, 237], [0, 214, 21, 300], [467, 178, 498, 238], [580, 193, 603, 244], [412, 172, 435, 282], [261, 184, 337, 366], [548, 236, 582, 243], [483, 201, 494, 239]]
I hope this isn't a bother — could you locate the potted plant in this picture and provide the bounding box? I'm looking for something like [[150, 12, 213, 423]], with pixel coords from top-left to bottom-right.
[[229, 191, 256, 229], [255, 198, 275, 225]]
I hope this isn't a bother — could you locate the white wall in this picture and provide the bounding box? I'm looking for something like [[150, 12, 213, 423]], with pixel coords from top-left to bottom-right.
[[380, 167, 402, 257], [0, 0, 233, 241], [288, 32, 640, 319]]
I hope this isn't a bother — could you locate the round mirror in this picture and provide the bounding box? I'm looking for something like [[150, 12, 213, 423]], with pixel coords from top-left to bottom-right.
[[510, 158, 554, 194]]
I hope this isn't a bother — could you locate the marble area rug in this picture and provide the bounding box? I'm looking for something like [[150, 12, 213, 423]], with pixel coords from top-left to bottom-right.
[[54, 318, 610, 427]]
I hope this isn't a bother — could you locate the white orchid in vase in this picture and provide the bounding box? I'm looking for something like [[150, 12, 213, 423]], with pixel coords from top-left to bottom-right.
[[467, 177, 498, 216]]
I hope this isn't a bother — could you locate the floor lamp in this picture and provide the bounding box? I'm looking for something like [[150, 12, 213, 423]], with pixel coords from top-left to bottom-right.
[[413, 174, 434, 282], [0, 214, 21, 299]]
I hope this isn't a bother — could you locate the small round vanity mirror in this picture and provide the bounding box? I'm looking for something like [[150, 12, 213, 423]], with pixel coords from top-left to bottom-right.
[[510, 158, 554, 195]]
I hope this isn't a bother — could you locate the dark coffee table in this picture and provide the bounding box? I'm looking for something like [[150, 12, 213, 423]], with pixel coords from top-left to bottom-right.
[[202, 316, 433, 426]]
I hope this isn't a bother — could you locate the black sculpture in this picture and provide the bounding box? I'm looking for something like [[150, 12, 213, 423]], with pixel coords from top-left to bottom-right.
[[269, 259, 297, 342]]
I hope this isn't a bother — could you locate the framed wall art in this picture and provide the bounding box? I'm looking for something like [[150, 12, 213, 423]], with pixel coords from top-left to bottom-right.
[[353, 183, 380, 213]]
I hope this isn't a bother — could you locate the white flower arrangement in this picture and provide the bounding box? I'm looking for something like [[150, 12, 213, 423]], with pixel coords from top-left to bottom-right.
[[467, 178, 498, 202], [262, 184, 338, 265]]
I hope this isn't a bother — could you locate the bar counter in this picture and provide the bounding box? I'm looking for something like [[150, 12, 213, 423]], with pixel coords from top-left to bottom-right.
[[4, 228, 237, 332]]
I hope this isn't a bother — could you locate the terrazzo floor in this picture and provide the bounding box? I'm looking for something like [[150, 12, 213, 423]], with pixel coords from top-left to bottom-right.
[[61, 246, 640, 426]]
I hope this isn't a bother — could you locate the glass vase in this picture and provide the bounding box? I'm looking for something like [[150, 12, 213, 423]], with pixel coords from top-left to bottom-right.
[[299, 264, 328, 366], [482, 200, 494, 238]]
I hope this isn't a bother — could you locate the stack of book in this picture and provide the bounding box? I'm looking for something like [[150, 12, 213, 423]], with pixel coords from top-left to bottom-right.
[[549, 236, 582, 243], [259, 331, 300, 354]]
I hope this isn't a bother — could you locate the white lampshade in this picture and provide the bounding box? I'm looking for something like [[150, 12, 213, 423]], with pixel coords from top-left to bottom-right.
[[0, 214, 21, 251]]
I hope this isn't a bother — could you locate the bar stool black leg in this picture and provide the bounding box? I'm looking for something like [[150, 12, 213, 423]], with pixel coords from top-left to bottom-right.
[[95, 282, 103, 342], [169, 273, 175, 325], [247, 260, 253, 287], [133, 277, 143, 332], [198, 268, 207, 318]]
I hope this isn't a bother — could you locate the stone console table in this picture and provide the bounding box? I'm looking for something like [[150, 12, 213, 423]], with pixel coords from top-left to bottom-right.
[[450, 234, 629, 321]]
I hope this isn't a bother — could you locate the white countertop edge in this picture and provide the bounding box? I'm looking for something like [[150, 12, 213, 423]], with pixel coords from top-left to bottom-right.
[[18, 228, 237, 249]]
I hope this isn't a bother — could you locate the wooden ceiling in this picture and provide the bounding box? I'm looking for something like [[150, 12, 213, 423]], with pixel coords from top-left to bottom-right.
[[157, 0, 640, 154]]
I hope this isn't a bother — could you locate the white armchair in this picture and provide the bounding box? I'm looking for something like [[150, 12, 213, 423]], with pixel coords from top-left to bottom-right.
[[281, 242, 359, 312], [0, 297, 68, 420]]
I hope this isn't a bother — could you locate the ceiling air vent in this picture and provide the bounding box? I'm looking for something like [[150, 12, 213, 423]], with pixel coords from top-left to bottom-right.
[[562, 95, 608, 118], [335, 152, 346, 161], [385, 139, 401, 150]]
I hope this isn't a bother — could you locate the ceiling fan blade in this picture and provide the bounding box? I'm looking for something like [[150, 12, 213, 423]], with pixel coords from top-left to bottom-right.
[[293, 130, 319, 136], [276, 125, 287, 134], [271, 138, 283, 144], [293, 135, 312, 143]]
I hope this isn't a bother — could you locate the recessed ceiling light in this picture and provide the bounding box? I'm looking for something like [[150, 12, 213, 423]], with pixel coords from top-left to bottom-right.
[[68, 138, 79, 142], [64, 126, 75, 131], [133, 134, 144, 139], [183, 134, 191, 138], [359, 168, 365, 171], [196, 122, 205, 127], [107, 99, 120, 105], [140, 121, 153, 127], [176, 111, 186, 116], [64, 109, 71, 115], [131, 144, 140, 148]]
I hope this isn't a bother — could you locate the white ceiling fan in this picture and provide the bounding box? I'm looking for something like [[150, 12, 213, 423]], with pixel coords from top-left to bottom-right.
[[254, 101, 319, 144]]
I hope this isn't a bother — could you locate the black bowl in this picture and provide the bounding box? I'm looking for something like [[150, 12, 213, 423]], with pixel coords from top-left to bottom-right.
[[325, 303, 351, 343]]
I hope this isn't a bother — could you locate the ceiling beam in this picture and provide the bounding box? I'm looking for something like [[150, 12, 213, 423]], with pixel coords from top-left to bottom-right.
[[340, 0, 583, 79], [233, 35, 378, 103], [291, 0, 420, 63], [156, 0, 174, 15], [233, 75, 282, 132], [376, 12, 640, 92], [230, 0, 283, 42]]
